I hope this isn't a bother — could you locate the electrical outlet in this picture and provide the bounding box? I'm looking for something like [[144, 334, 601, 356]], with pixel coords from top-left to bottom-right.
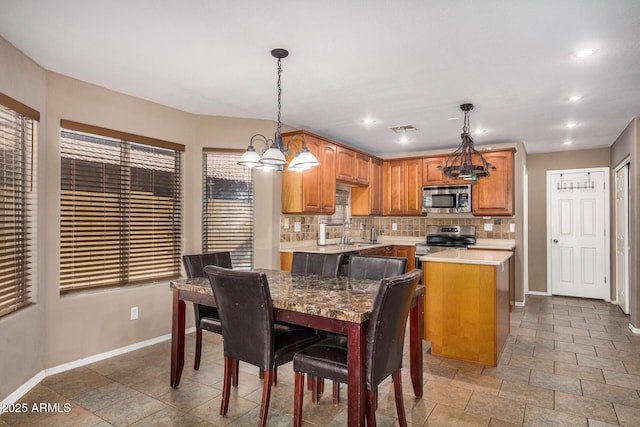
[[484, 223, 493, 232], [392, 223, 398, 231], [294, 221, 301, 232], [130, 306, 138, 320], [510, 223, 515, 233], [360, 223, 364, 230]]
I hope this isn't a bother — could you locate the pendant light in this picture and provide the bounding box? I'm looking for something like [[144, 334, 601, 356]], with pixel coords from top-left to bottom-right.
[[237, 48, 319, 172], [442, 103, 494, 181]]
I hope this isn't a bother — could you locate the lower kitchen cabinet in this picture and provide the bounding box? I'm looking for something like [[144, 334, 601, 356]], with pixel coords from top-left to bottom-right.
[[392, 245, 416, 272], [358, 246, 391, 256], [423, 255, 511, 366]]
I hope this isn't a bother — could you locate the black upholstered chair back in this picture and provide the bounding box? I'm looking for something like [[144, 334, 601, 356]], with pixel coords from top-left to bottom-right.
[[291, 252, 344, 277], [183, 252, 232, 278], [365, 268, 421, 390], [204, 265, 275, 371], [347, 255, 407, 280]]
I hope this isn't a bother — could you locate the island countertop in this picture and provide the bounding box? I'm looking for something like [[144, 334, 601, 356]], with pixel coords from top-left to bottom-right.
[[420, 248, 513, 266]]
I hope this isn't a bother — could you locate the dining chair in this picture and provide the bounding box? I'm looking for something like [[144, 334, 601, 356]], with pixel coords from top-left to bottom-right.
[[203, 265, 322, 427], [290, 251, 344, 276], [292, 269, 422, 427], [182, 252, 232, 370], [315, 254, 408, 404]]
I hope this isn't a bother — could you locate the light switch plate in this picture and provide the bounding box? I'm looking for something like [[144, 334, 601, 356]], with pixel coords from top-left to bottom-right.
[[484, 223, 493, 231], [510, 223, 515, 233], [284, 218, 289, 229], [392, 223, 398, 231], [294, 222, 301, 232]]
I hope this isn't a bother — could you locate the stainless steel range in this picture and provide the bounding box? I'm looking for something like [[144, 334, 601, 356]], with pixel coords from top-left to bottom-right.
[[415, 225, 476, 258]]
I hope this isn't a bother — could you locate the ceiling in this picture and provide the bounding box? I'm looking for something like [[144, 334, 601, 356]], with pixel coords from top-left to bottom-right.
[[1, 1, 639, 155]]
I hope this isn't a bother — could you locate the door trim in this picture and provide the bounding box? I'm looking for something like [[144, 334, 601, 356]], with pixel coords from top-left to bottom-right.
[[614, 158, 630, 313], [546, 167, 610, 300]]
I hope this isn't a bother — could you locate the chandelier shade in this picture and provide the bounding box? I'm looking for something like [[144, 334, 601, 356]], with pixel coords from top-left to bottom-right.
[[442, 103, 494, 181], [238, 49, 319, 172]]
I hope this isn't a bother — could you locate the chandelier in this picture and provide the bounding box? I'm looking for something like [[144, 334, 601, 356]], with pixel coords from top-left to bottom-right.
[[442, 103, 494, 180], [237, 48, 319, 172]]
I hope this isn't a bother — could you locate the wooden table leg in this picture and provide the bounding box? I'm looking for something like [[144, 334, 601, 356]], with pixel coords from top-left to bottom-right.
[[347, 322, 366, 426], [171, 290, 185, 388], [409, 294, 424, 397]]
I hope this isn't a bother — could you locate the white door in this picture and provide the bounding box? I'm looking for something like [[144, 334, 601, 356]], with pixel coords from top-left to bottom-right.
[[615, 163, 630, 313], [547, 168, 609, 299]]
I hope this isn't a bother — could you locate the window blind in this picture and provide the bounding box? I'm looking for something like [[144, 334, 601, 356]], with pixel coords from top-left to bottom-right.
[[0, 96, 37, 317], [60, 122, 183, 293], [202, 150, 254, 270]]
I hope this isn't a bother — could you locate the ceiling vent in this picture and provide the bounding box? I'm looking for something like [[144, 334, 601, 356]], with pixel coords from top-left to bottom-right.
[[389, 124, 418, 133]]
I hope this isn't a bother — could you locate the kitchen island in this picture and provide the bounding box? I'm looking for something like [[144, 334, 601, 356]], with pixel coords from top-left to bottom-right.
[[420, 249, 513, 366]]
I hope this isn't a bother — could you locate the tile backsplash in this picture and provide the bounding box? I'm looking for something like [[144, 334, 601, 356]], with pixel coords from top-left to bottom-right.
[[280, 215, 516, 242]]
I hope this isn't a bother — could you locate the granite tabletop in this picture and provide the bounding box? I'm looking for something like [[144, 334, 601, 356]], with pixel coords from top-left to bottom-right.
[[171, 269, 424, 323]]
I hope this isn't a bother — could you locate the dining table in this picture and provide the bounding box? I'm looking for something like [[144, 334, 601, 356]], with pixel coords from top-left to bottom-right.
[[169, 269, 424, 427]]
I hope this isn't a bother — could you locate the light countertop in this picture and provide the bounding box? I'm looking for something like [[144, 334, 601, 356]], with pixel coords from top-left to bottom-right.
[[473, 239, 516, 250], [420, 248, 513, 266]]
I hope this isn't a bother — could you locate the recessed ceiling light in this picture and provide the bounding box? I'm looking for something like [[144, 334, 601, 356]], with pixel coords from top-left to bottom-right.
[[399, 135, 409, 143], [565, 122, 577, 128], [569, 95, 582, 101], [563, 140, 573, 145], [447, 117, 459, 121], [575, 49, 595, 58], [361, 118, 376, 125], [472, 129, 485, 134]]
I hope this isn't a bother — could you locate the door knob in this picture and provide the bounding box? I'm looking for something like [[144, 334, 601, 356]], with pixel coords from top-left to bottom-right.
[[553, 239, 558, 243]]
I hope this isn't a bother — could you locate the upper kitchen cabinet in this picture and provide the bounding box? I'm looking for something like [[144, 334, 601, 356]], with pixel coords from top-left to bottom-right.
[[472, 149, 515, 216], [383, 158, 422, 216], [422, 155, 464, 186], [282, 131, 336, 214], [336, 146, 370, 185], [352, 157, 383, 215]]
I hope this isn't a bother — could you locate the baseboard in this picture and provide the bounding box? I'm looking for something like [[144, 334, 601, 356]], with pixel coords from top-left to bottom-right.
[[515, 301, 525, 307], [526, 290, 550, 296], [629, 323, 640, 335], [1, 327, 195, 407]]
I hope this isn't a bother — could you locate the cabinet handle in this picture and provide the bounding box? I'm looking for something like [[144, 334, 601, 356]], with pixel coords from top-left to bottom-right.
[[553, 239, 558, 243]]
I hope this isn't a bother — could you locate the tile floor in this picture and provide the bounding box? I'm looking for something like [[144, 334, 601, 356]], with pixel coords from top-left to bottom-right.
[[1, 295, 639, 426]]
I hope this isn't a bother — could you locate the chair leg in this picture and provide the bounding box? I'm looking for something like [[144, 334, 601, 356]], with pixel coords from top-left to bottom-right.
[[293, 371, 305, 427], [232, 359, 239, 387], [259, 370, 273, 427], [220, 356, 233, 416], [307, 374, 313, 390], [332, 381, 340, 405], [193, 328, 202, 370], [392, 370, 407, 427], [273, 366, 278, 386], [311, 376, 319, 404], [365, 389, 377, 427]]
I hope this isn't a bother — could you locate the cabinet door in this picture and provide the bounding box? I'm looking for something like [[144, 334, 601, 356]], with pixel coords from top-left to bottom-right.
[[392, 245, 415, 272], [369, 157, 383, 215], [383, 160, 405, 215], [336, 146, 355, 182], [319, 142, 336, 213], [472, 150, 514, 216], [301, 137, 323, 212], [422, 156, 446, 186], [404, 158, 422, 215], [355, 152, 370, 185]]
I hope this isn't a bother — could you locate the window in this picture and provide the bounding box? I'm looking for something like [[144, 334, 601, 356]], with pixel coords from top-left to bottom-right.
[[0, 93, 38, 317], [202, 150, 254, 270], [60, 121, 184, 293]]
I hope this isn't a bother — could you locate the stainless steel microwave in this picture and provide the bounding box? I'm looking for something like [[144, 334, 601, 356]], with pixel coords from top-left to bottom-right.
[[421, 185, 471, 214]]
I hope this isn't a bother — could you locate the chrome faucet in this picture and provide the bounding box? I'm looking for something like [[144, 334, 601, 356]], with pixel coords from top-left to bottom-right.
[[340, 219, 351, 245]]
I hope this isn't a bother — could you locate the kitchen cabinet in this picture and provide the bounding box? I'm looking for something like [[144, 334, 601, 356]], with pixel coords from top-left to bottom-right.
[[470, 246, 516, 311], [336, 147, 370, 185], [472, 149, 515, 216], [351, 157, 383, 215], [422, 155, 465, 186], [358, 246, 392, 256], [282, 131, 336, 214], [280, 252, 293, 271], [392, 245, 415, 272], [383, 158, 422, 216], [423, 251, 511, 365]]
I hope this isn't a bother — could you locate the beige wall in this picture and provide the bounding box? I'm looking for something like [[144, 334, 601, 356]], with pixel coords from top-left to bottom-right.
[[610, 117, 638, 328], [527, 148, 611, 294], [0, 37, 283, 401]]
